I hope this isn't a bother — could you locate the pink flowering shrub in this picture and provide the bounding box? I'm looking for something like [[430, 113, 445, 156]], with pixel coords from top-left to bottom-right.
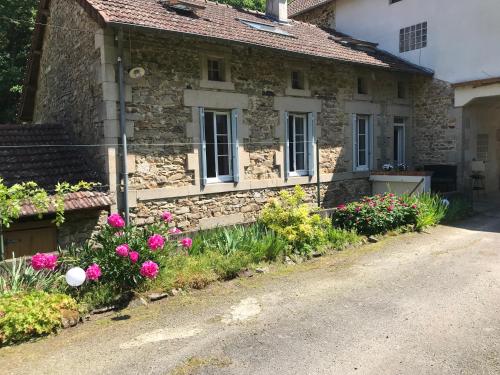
[[147, 234, 165, 251], [64, 213, 192, 290], [140, 261, 159, 279], [180, 237, 193, 249], [115, 244, 130, 257], [30, 253, 58, 271], [85, 264, 102, 281], [161, 211, 173, 223], [107, 213, 125, 228], [331, 193, 419, 235]]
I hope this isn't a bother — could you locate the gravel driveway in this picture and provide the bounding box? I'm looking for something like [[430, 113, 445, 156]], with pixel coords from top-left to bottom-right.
[[1, 211, 499, 375]]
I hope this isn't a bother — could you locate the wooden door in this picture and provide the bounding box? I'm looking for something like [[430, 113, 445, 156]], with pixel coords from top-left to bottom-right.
[[4, 221, 57, 258]]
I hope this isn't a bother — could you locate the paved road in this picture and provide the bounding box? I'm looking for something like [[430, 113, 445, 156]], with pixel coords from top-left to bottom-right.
[[1, 212, 500, 375]]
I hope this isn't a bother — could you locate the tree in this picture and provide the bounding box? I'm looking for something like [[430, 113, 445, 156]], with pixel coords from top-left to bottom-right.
[[0, 0, 37, 123]]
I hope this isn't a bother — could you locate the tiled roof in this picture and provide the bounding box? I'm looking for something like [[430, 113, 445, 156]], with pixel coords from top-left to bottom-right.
[[20, 0, 430, 121], [0, 123, 101, 189], [20, 191, 112, 217], [0, 123, 111, 216], [80, 0, 428, 74], [288, 0, 333, 17]]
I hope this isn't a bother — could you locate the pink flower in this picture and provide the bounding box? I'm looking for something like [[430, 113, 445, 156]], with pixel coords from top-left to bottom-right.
[[30, 253, 47, 271], [140, 261, 159, 279], [107, 213, 125, 228], [115, 244, 130, 257], [168, 227, 182, 235], [85, 263, 102, 281], [129, 251, 139, 263], [161, 211, 173, 223], [387, 205, 394, 212], [30, 253, 58, 271], [355, 206, 361, 213], [336, 204, 346, 210], [44, 254, 58, 270], [180, 237, 193, 249], [411, 204, 417, 209], [147, 234, 165, 251]]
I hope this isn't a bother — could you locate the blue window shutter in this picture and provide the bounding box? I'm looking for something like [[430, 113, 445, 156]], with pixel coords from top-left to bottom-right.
[[307, 112, 315, 177], [352, 113, 357, 172], [231, 109, 240, 183], [284, 111, 290, 181], [199, 108, 207, 187]]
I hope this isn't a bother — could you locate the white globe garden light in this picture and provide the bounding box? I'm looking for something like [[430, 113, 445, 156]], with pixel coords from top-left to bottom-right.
[[441, 198, 450, 207], [65, 267, 86, 287]]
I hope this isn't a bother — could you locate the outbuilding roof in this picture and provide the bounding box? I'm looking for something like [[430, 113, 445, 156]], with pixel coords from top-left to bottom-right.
[[0, 123, 112, 216], [288, 0, 333, 17]]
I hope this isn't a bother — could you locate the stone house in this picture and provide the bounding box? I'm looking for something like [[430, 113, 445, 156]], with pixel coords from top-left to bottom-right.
[[17, 0, 453, 234]]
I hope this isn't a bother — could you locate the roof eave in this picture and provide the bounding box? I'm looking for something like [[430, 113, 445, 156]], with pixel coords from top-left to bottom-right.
[[106, 20, 432, 76]]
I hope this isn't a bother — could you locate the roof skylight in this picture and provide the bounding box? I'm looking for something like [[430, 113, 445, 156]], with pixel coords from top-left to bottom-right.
[[238, 19, 291, 37]]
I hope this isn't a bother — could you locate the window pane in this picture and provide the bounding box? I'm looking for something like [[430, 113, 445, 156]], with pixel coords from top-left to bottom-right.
[[217, 136, 229, 156], [216, 114, 228, 134], [208, 59, 223, 81], [288, 115, 295, 172], [204, 111, 216, 178], [296, 152, 305, 170], [358, 148, 366, 166], [218, 156, 230, 176]]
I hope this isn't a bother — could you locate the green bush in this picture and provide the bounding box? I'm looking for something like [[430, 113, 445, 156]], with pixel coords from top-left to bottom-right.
[[326, 227, 362, 250], [190, 223, 287, 261], [331, 193, 419, 236], [413, 193, 448, 230], [260, 186, 330, 253], [0, 291, 78, 345], [0, 257, 65, 296]]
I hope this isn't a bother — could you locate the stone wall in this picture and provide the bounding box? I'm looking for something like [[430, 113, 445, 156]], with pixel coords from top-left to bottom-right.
[[411, 77, 458, 166], [133, 179, 370, 230], [292, 2, 336, 29], [32, 0, 106, 181], [58, 209, 109, 249]]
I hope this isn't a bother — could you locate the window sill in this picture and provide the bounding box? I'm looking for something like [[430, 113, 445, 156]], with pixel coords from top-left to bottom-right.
[[285, 88, 311, 97], [200, 80, 235, 91]]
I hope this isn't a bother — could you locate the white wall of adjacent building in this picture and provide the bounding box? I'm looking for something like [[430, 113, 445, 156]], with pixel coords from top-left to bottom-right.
[[335, 0, 500, 84]]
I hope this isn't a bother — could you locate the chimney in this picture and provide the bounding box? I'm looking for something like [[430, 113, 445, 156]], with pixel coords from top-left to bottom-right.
[[266, 0, 288, 23]]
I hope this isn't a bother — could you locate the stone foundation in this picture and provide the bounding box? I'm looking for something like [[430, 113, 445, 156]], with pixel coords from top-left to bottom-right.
[[131, 178, 370, 230]]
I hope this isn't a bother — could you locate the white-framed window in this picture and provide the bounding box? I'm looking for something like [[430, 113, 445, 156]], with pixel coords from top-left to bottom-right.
[[199, 109, 239, 185], [393, 116, 406, 166], [285, 112, 315, 179], [353, 114, 371, 171], [399, 22, 427, 53]]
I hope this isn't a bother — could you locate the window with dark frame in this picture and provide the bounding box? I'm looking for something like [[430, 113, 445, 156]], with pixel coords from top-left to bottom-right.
[[291, 71, 305, 90], [393, 116, 405, 165], [357, 77, 368, 95], [203, 110, 232, 182], [207, 59, 224, 82], [287, 114, 308, 175], [354, 114, 370, 171], [399, 22, 427, 53]]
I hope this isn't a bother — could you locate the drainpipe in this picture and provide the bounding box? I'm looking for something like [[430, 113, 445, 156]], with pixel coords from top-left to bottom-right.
[[117, 29, 130, 225], [0, 222, 4, 261], [316, 139, 321, 208]]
